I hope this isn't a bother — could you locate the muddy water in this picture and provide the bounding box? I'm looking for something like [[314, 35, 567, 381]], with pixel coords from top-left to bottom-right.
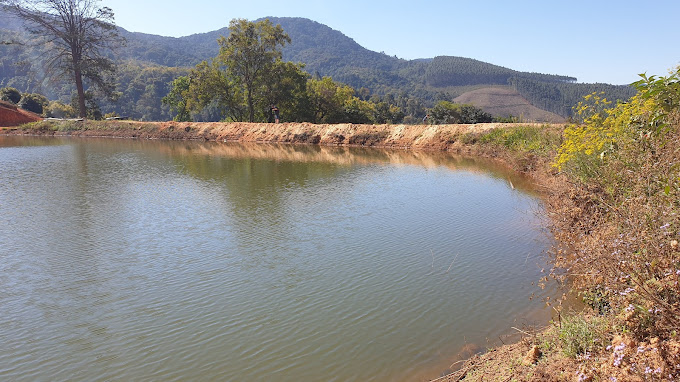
[[0, 137, 561, 381]]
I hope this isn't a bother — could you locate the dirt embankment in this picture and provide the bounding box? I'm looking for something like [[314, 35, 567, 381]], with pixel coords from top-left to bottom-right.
[[0, 101, 43, 126], [0, 120, 557, 153]]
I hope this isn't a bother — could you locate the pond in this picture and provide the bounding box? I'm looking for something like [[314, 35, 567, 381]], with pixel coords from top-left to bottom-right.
[[0, 136, 561, 381]]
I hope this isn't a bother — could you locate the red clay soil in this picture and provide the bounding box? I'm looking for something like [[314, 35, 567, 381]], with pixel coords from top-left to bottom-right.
[[0, 101, 42, 126]]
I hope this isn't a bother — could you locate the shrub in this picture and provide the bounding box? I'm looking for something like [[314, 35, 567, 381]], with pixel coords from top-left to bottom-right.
[[45, 101, 76, 118], [18, 93, 49, 114], [0, 87, 22, 104], [554, 67, 680, 339], [558, 315, 607, 358]]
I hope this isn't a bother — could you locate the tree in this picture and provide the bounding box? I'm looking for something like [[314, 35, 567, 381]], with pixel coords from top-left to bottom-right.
[[184, 59, 246, 122], [3, 0, 122, 118], [161, 76, 191, 122], [428, 101, 492, 124], [18, 92, 48, 114], [0, 86, 22, 103], [307, 76, 355, 123], [261, 60, 310, 122], [70, 90, 101, 119], [217, 18, 290, 122]]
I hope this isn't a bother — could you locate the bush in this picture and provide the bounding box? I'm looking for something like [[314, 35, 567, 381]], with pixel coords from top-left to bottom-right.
[[558, 315, 607, 358], [45, 101, 77, 118], [554, 67, 680, 339], [0, 87, 22, 104], [18, 93, 49, 114], [428, 101, 493, 124]]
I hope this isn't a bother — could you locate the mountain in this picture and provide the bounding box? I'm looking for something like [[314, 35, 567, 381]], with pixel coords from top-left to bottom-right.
[[0, 11, 635, 122]]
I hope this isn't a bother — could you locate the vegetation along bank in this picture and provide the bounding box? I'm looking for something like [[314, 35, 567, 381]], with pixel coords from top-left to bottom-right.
[[3, 68, 679, 381]]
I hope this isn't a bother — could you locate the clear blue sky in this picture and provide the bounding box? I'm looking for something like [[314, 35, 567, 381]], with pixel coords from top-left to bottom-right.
[[106, 0, 680, 85]]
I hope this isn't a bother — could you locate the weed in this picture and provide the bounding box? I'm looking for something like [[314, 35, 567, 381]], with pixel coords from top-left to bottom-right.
[[558, 315, 607, 358], [475, 124, 561, 154]]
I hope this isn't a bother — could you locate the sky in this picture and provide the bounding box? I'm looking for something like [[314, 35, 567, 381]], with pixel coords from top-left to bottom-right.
[[106, 0, 680, 85]]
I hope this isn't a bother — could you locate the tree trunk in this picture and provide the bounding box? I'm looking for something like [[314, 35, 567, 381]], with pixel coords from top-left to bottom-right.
[[74, 67, 86, 118], [247, 85, 254, 122]]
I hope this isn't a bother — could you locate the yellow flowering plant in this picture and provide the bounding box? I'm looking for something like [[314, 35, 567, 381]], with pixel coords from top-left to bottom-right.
[[554, 68, 679, 176]]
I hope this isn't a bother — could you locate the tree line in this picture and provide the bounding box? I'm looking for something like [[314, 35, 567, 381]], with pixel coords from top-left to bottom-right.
[[509, 77, 637, 117], [0, 1, 589, 124]]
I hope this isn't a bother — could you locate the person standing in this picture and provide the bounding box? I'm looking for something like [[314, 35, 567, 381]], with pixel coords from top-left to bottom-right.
[[272, 105, 280, 123]]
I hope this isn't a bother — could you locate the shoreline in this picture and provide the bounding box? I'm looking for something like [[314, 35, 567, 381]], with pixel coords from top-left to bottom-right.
[[0, 119, 558, 155]]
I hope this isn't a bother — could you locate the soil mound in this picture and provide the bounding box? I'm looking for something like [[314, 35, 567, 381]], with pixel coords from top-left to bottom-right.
[[0, 101, 42, 127]]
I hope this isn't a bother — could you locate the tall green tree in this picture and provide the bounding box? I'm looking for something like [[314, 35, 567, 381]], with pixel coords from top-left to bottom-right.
[[185, 59, 246, 122], [307, 76, 355, 123], [261, 60, 310, 122], [3, 0, 122, 118], [217, 18, 290, 122], [161, 76, 191, 122]]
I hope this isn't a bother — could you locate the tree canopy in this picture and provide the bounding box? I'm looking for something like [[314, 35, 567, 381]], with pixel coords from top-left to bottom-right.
[[218, 18, 291, 122], [3, 0, 122, 117], [427, 101, 493, 124]]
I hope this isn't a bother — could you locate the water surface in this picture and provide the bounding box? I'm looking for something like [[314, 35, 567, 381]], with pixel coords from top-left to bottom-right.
[[0, 137, 559, 381]]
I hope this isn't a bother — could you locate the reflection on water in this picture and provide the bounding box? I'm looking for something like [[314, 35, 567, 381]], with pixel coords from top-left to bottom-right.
[[0, 136, 561, 381]]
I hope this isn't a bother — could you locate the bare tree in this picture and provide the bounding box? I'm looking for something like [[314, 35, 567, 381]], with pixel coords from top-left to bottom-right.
[[2, 0, 122, 117]]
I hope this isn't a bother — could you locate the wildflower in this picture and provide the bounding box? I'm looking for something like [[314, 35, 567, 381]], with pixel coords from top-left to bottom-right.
[[612, 343, 626, 367], [637, 345, 646, 353], [619, 287, 635, 296], [626, 304, 635, 312]]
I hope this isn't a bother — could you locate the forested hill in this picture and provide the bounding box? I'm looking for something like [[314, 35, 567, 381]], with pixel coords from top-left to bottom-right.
[[0, 11, 635, 121], [116, 17, 583, 94]]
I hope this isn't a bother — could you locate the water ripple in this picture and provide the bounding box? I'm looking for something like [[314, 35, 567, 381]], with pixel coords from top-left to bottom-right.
[[0, 138, 558, 382]]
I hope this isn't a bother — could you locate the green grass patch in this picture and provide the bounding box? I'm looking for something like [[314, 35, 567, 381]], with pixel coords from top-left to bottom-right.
[[476, 124, 561, 154], [558, 315, 608, 358]]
